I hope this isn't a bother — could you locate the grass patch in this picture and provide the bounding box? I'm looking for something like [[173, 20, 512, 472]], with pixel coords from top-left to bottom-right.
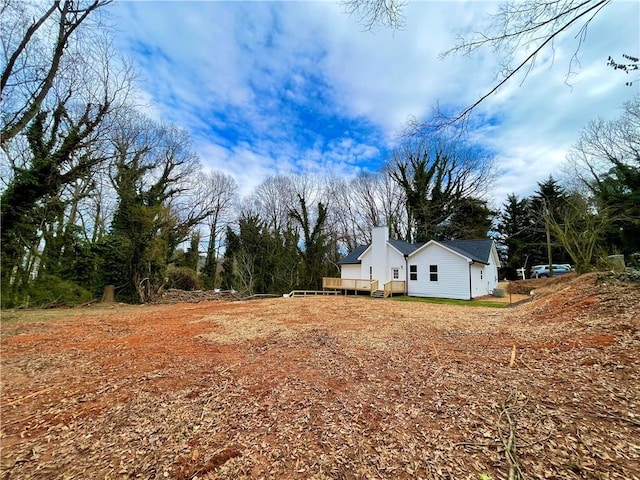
[[391, 296, 508, 308]]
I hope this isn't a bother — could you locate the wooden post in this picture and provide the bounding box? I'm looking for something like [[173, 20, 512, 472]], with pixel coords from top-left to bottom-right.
[[101, 285, 115, 303]]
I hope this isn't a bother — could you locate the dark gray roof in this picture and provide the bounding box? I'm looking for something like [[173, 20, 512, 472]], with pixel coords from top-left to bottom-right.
[[440, 239, 494, 264], [388, 239, 423, 256], [338, 244, 369, 264], [339, 238, 494, 265]]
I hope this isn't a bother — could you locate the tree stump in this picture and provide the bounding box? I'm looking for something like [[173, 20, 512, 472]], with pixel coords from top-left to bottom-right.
[[101, 285, 115, 303]]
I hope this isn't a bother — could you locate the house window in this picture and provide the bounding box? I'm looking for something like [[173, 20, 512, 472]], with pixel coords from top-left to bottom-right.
[[409, 265, 417, 281], [429, 264, 438, 282], [369, 266, 372, 280], [392, 268, 399, 280], [480, 270, 483, 280]]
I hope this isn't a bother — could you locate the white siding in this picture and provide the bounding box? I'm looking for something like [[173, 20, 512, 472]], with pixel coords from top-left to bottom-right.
[[340, 265, 360, 279], [340, 233, 500, 299], [407, 243, 471, 300], [339, 244, 406, 285], [385, 248, 406, 283], [488, 245, 500, 288], [358, 249, 373, 279], [470, 264, 488, 297], [469, 244, 500, 297]]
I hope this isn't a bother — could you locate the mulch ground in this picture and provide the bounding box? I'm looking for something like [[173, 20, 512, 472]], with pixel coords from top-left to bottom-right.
[[1, 273, 639, 479]]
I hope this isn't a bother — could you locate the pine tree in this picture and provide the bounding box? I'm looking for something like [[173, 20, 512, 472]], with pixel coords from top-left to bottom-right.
[[497, 194, 534, 278], [529, 177, 572, 269]]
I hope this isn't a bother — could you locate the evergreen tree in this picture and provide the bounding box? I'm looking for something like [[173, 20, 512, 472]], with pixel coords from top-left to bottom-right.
[[220, 225, 241, 291], [221, 214, 276, 295], [220, 213, 308, 295], [289, 195, 331, 290], [388, 137, 496, 242], [529, 177, 572, 269], [440, 197, 495, 240], [596, 164, 640, 257], [181, 231, 201, 271], [497, 194, 533, 278]]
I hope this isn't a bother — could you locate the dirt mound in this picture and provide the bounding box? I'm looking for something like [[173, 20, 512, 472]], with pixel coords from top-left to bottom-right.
[[507, 272, 578, 295], [2, 275, 639, 479], [511, 271, 640, 326]]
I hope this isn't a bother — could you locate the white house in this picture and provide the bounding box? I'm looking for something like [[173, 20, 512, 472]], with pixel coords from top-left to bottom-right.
[[328, 226, 500, 300]]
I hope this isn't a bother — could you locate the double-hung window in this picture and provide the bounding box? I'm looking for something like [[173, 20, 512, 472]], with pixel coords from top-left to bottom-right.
[[429, 265, 438, 282], [409, 265, 417, 281]]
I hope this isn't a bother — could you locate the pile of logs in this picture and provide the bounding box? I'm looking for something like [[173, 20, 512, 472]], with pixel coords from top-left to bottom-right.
[[154, 289, 242, 304]]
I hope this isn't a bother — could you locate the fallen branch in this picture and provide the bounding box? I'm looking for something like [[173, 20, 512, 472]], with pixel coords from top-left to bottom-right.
[[4, 386, 56, 407], [78, 298, 99, 307], [498, 391, 525, 480]]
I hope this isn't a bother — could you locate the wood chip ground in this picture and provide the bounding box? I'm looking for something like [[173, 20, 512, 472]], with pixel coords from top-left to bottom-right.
[[1, 273, 639, 479]]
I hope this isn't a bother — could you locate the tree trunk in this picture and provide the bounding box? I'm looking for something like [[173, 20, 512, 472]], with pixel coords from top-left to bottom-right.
[[101, 285, 115, 303]]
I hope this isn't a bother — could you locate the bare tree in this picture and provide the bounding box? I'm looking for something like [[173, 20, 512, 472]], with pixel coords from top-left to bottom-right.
[[1, 0, 112, 146], [106, 112, 213, 302], [565, 95, 640, 192], [197, 171, 238, 288], [288, 193, 331, 290], [378, 170, 408, 240], [233, 250, 256, 295], [546, 194, 614, 272], [249, 173, 327, 236], [251, 174, 297, 232], [325, 176, 369, 251], [327, 171, 406, 251], [564, 95, 640, 256], [0, 36, 132, 289], [438, 0, 613, 127]]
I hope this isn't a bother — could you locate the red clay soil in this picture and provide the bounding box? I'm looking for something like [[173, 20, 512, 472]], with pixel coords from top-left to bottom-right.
[[1, 273, 639, 479]]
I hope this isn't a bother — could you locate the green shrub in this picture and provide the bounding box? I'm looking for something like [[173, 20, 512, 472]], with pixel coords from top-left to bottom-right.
[[166, 266, 200, 291], [3, 275, 94, 308]]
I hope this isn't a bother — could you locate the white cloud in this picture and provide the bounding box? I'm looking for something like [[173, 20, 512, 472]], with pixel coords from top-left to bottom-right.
[[111, 0, 639, 204]]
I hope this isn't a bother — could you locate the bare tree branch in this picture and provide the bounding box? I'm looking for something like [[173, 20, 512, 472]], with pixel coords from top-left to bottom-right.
[[342, 0, 615, 131], [428, 0, 612, 131], [1, 0, 111, 146], [340, 0, 407, 31]]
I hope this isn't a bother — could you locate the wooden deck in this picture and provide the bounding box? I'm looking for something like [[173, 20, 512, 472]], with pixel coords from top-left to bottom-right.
[[382, 280, 406, 298], [322, 278, 376, 291], [322, 278, 406, 297]]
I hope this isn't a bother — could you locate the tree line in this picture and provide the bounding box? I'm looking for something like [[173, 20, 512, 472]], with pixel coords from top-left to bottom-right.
[[498, 96, 640, 277], [2, 1, 638, 306]]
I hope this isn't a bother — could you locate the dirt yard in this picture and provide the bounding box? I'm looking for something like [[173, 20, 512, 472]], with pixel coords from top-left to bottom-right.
[[1, 273, 639, 479]]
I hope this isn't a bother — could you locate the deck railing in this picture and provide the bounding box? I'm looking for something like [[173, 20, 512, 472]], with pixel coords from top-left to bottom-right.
[[322, 278, 405, 296], [383, 280, 406, 297], [323, 277, 375, 291]]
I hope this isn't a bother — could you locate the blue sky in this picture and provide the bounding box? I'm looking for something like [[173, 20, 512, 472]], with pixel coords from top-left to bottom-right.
[[111, 0, 639, 206]]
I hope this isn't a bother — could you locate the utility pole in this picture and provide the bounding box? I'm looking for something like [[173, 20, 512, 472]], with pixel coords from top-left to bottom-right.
[[544, 200, 553, 278]]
